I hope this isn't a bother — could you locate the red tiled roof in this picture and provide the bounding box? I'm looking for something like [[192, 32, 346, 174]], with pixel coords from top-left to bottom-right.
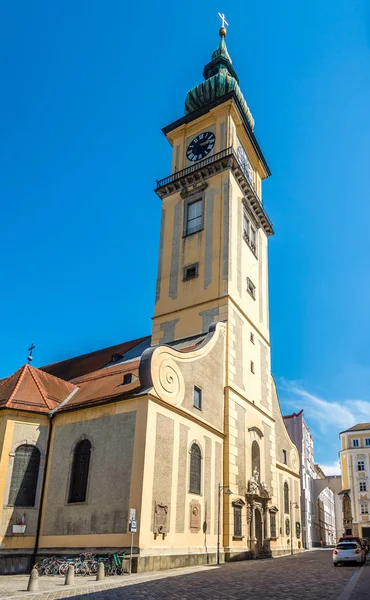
[[60, 361, 141, 411], [0, 365, 76, 413], [40, 336, 149, 382]]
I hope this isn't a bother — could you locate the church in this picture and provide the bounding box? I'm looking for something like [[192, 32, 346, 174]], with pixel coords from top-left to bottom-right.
[[0, 20, 302, 574]]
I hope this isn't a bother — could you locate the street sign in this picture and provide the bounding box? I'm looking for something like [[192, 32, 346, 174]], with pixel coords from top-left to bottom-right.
[[130, 519, 137, 532], [130, 508, 136, 521]]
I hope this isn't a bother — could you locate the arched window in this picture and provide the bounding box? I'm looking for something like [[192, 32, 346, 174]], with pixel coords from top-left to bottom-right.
[[68, 439, 91, 503], [9, 445, 40, 507], [251, 441, 260, 477], [189, 443, 201, 494], [284, 482, 289, 514]]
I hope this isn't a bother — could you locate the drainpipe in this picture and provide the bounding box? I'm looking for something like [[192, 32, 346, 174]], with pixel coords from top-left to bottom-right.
[[31, 413, 53, 570]]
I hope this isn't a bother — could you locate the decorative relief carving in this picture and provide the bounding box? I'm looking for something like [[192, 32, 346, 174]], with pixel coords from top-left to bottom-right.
[[151, 354, 185, 406], [189, 500, 201, 532], [154, 502, 169, 535], [290, 449, 298, 470]]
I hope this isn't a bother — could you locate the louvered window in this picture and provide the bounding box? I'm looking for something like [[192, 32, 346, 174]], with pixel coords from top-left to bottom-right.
[[9, 445, 40, 507], [68, 439, 91, 503], [189, 443, 201, 494], [284, 482, 289, 514], [234, 506, 242, 537]]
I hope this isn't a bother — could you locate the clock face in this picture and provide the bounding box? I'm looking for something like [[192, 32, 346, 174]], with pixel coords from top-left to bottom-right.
[[186, 131, 216, 162], [237, 145, 253, 184]]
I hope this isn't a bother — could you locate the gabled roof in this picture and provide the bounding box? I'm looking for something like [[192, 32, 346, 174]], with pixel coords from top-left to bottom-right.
[[341, 423, 370, 434], [40, 336, 150, 382], [0, 364, 76, 413]]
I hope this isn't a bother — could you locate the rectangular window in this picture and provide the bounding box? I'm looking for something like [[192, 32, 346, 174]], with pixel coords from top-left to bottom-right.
[[250, 332, 255, 344], [360, 481, 367, 492], [233, 506, 242, 538], [185, 198, 203, 235], [250, 361, 255, 374], [183, 263, 199, 281], [358, 461, 365, 472], [243, 211, 258, 257], [270, 512, 277, 538], [193, 386, 202, 410], [361, 503, 369, 515], [247, 277, 256, 300], [353, 439, 359, 447], [365, 438, 370, 447], [282, 449, 287, 465]]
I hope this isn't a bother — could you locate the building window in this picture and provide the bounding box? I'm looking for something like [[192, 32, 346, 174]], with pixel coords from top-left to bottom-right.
[[183, 263, 199, 280], [193, 386, 202, 410], [250, 361, 255, 374], [243, 212, 258, 256], [270, 512, 277, 538], [189, 443, 202, 494], [284, 482, 289, 514], [250, 332, 255, 344], [68, 439, 92, 503], [285, 517, 290, 536], [358, 461, 365, 472], [247, 277, 256, 300], [233, 505, 242, 537], [8, 445, 40, 507], [361, 503, 369, 515], [365, 438, 370, 447], [185, 198, 203, 236], [282, 449, 287, 465], [353, 439, 359, 448], [360, 481, 367, 492]]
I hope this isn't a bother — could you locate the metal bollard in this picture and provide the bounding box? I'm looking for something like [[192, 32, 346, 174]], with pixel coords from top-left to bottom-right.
[[27, 568, 39, 592], [65, 564, 75, 586], [96, 561, 105, 581]]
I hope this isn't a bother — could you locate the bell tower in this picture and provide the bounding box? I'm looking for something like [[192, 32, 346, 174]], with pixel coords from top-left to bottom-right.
[[152, 22, 273, 366]]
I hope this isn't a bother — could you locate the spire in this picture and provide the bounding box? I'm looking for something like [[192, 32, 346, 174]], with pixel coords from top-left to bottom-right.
[[185, 15, 255, 130]]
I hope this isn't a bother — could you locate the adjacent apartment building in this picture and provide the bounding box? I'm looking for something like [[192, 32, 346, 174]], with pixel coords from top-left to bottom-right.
[[284, 411, 337, 547], [340, 423, 370, 539]]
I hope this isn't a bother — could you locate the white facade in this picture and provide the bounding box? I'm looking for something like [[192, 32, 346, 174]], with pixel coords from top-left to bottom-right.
[[313, 467, 336, 546], [283, 411, 315, 549]]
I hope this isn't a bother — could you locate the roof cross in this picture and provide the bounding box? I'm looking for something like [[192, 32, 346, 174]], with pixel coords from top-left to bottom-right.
[[28, 343, 35, 364], [218, 12, 229, 29]]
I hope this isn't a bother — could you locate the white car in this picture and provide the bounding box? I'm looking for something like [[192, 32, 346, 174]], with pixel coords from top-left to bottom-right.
[[333, 541, 366, 566]]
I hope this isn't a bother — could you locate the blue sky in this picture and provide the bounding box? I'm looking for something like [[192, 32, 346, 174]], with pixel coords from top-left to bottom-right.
[[1, 0, 370, 473]]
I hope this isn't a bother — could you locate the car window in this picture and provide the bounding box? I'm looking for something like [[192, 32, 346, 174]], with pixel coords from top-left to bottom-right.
[[337, 543, 357, 549]]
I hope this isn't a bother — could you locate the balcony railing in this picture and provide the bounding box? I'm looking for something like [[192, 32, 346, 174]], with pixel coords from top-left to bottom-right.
[[156, 147, 234, 189]]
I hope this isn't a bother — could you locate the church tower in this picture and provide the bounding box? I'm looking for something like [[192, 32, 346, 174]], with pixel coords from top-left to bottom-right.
[[152, 21, 273, 407]]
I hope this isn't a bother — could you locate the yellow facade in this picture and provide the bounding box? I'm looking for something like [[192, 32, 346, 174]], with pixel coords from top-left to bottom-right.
[[339, 425, 370, 538]]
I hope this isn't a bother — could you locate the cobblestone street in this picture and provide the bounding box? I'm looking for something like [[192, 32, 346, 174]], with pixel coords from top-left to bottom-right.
[[0, 551, 369, 600]]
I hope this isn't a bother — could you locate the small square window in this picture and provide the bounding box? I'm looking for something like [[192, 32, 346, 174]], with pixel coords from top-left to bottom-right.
[[193, 386, 202, 410], [183, 263, 199, 281], [361, 503, 369, 515], [358, 461, 365, 472], [353, 439, 359, 447], [250, 332, 255, 344], [282, 449, 287, 464], [247, 278, 256, 300], [360, 481, 367, 492], [250, 361, 255, 374], [185, 198, 204, 236]]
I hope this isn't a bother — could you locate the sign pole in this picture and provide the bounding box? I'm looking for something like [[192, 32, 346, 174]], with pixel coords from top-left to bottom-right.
[[129, 528, 133, 575]]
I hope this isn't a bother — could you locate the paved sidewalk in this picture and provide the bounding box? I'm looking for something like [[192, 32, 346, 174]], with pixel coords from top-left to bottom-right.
[[351, 559, 370, 599]]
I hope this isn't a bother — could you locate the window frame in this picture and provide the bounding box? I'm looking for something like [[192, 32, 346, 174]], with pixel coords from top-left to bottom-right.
[[183, 263, 199, 281], [243, 209, 258, 257], [189, 442, 202, 495], [184, 196, 204, 237], [250, 332, 255, 344], [360, 503, 369, 515], [352, 439, 359, 448], [358, 460, 365, 472], [68, 438, 92, 504], [233, 505, 243, 539], [365, 438, 370, 447], [360, 481, 367, 492], [247, 277, 256, 300], [282, 449, 287, 465], [8, 444, 41, 508], [193, 385, 203, 411], [284, 482, 289, 514]]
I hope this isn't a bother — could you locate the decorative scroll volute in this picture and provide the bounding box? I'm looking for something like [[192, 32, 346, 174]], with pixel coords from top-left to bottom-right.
[[151, 352, 185, 406]]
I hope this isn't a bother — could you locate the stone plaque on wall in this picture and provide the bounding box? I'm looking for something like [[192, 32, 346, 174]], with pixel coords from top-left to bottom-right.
[[154, 502, 169, 534], [189, 500, 201, 533]]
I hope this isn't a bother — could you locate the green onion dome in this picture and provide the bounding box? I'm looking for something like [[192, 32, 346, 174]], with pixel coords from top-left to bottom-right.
[[185, 30, 255, 131]]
